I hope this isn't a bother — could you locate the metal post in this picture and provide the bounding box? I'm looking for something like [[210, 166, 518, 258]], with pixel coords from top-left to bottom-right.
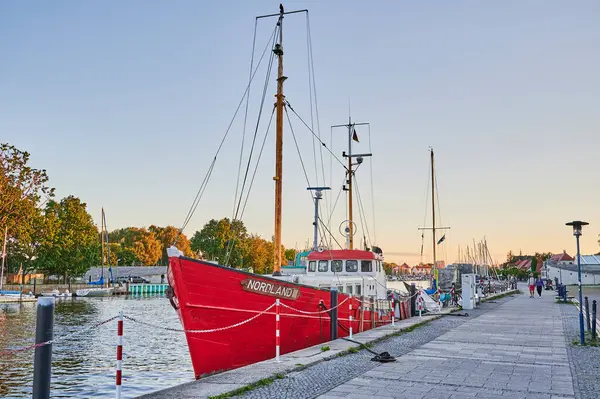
[[116, 311, 123, 399], [349, 301, 353, 339], [33, 297, 55, 399], [592, 300, 597, 340], [307, 187, 330, 251], [33, 279, 37, 296], [576, 234, 585, 345], [391, 300, 395, 327], [585, 297, 591, 331], [330, 287, 338, 340], [370, 297, 375, 328], [410, 283, 416, 317], [275, 299, 280, 362]]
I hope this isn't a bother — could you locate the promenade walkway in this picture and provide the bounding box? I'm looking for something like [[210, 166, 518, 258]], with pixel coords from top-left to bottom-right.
[[319, 289, 574, 399]]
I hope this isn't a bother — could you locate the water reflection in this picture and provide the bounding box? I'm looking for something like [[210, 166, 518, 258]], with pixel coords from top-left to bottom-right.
[[0, 296, 193, 398]]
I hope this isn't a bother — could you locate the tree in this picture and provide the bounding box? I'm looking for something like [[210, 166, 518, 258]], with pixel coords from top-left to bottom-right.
[[149, 225, 193, 264], [506, 250, 514, 263], [34, 196, 99, 280], [284, 248, 296, 264], [382, 262, 396, 276], [108, 227, 161, 265], [190, 218, 247, 265]]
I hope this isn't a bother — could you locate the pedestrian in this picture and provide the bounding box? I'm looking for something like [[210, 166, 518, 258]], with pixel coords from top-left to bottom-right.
[[527, 273, 536, 298], [535, 276, 544, 297]]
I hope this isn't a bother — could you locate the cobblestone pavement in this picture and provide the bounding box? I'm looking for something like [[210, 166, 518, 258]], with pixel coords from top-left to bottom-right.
[[238, 294, 518, 399], [319, 290, 575, 399], [560, 297, 600, 399]]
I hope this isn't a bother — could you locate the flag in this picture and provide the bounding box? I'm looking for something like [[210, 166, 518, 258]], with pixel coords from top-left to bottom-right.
[[437, 234, 446, 245], [352, 128, 359, 142]]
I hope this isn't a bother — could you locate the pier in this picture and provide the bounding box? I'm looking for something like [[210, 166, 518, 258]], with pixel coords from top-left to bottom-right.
[[136, 287, 597, 399]]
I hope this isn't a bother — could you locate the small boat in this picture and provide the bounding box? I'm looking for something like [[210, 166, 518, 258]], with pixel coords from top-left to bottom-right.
[[75, 287, 113, 297]]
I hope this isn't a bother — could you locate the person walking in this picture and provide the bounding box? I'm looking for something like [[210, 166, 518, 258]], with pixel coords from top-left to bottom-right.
[[527, 273, 536, 298], [535, 276, 544, 297]]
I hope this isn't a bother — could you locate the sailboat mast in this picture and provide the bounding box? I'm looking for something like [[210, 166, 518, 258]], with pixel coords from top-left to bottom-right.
[[430, 148, 437, 282], [347, 117, 355, 250], [101, 208, 105, 280], [273, 4, 286, 276]]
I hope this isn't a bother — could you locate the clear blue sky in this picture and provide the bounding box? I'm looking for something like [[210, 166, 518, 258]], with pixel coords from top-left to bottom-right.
[[2, 1, 599, 265]]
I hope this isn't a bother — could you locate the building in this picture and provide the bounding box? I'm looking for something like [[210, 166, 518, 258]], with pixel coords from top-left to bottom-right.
[[82, 266, 168, 284], [544, 253, 600, 285]]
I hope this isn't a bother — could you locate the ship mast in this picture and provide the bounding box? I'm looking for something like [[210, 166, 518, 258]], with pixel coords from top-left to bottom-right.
[[272, 4, 286, 275], [331, 118, 371, 250], [430, 149, 437, 285]]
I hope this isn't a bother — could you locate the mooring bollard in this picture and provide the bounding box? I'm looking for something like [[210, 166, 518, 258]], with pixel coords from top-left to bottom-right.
[[592, 300, 597, 340], [585, 297, 591, 331], [275, 299, 280, 362], [33, 296, 55, 399], [116, 311, 123, 399], [410, 283, 416, 317], [349, 301, 353, 339], [330, 287, 338, 340]]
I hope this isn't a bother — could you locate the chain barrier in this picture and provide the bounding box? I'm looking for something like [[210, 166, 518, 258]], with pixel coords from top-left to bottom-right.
[[0, 315, 119, 355], [279, 296, 349, 315], [123, 302, 276, 333]]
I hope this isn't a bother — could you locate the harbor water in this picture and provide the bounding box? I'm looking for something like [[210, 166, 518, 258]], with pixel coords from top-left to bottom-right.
[[0, 295, 192, 398]]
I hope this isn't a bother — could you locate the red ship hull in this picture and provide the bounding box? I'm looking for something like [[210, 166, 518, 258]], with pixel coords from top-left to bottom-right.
[[167, 255, 392, 379]]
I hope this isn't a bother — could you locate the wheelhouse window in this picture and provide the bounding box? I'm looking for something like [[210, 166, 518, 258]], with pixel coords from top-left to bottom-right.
[[347, 285, 353, 295], [308, 261, 316, 272], [346, 260, 358, 272], [318, 260, 329, 272], [332, 260, 343, 272], [361, 260, 372, 272], [356, 284, 361, 295]]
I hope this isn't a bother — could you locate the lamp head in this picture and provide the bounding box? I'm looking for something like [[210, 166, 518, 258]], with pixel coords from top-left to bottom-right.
[[566, 221, 589, 237]]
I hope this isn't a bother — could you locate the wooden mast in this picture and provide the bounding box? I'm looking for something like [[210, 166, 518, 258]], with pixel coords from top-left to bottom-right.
[[273, 4, 286, 275], [430, 148, 437, 286]]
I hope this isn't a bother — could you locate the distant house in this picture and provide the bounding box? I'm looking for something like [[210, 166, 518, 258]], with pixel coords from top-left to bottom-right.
[[545, 254, 600, 285], [412, 263, 433, 275]]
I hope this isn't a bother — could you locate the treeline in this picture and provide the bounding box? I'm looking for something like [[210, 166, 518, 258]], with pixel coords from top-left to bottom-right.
[[189, 218, 297, 274], [0, 143, 298, 281]]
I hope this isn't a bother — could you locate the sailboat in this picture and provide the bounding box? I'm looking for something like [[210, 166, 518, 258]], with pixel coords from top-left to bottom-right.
[[166, 5, 392, 379], [418, 148, 451, 297], [76, 208, 113, 297]]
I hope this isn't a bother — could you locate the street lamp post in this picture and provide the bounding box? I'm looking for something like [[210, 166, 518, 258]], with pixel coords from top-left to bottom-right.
[[566, 220, 589, 345]]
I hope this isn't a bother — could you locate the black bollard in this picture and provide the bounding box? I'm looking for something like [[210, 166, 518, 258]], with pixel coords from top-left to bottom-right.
[[410, 284, 416, 317], [592, 300, 597, 340], [33, 296, 55, 399], [33, 279, 37, 296], [585, 297, 591, 331], [329, 287, 338, 340]]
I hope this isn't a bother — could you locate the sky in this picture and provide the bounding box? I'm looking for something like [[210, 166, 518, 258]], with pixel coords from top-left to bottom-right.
[[1, 1, 599, 265]]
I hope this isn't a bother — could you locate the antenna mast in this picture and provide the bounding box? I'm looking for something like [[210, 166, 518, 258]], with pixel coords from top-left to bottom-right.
[[331, 118, 371, 250]]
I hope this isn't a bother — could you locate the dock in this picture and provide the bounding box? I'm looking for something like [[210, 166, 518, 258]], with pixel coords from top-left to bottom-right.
[[138, 290, 518, 399]]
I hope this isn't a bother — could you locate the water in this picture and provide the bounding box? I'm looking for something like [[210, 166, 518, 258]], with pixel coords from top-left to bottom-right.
[[387, 280, 429, 292], [0, 296, 192, 398]]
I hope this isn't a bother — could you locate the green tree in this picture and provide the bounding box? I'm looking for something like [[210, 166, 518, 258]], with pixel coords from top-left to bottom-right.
[[382, 262, 396, 276], [190, 218, 247, 265], [34, 196, 99, 280], [284, 248, 296, 264]]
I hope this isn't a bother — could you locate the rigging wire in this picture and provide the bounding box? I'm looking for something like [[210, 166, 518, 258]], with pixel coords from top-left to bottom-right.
[[233, 18, 259, 224], [286, 103, 346, 168], [305, 13, 329, 240], [223, 27, 278, 266], [223, 107, 276, 267], [284, 107, 343, 250], [354, 176, 372, 250], [419, 155, 431, 264], [178, 23, 279, 234], [367, 124, 377, 245]]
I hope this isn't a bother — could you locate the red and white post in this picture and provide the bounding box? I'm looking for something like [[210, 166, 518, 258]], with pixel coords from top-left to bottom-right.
[[275, 299, 280, 362], [116, 311, 123, 399], [391, 300, 395, 327], [349, 302, 353, 339]]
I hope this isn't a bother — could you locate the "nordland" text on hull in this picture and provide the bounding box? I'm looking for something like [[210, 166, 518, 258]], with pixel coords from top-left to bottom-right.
[[241, 278, 301, 300]]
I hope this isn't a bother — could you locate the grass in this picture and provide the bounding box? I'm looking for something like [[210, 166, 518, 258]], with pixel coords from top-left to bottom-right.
[[320, 345, 330, 352], [571, 332, 600, 347], [556, 299, 576, 305], [208, 374, 285, 399]]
